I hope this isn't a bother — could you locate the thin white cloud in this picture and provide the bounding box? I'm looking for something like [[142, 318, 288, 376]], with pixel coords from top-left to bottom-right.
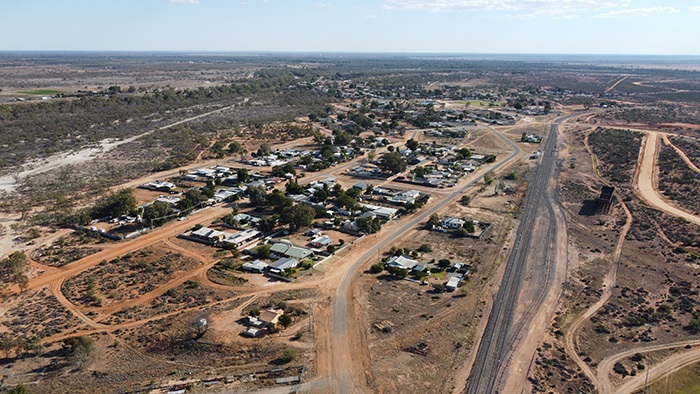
[[505, 7, 577, 21], [382, 0, 630, 13], [168, 0, 200, 4], [597, 6, 678, 18], [690, 6, 700, 12]]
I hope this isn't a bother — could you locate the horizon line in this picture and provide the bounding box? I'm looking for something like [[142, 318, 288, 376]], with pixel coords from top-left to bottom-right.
[[1, 50, 699, 58]]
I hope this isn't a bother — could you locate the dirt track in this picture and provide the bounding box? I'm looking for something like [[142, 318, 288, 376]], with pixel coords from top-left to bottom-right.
[[0, 103, 241, 193], [661, 134, 700, 174], [596, 339, 700, 394], [559, 129, 636, 391], [560, 127, 700, 394], [636, 131, 700, 226], [18, 115, 642, 393]]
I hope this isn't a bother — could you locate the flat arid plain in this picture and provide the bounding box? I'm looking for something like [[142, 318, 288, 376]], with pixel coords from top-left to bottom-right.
[[1, 53, 700, 394]]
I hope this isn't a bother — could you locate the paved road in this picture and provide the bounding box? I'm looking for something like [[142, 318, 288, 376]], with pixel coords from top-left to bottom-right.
[[466, 114, 576, 394], [330, 126, 522, 392]]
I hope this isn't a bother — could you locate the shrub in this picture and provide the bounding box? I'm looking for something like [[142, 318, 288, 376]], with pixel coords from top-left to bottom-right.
[[282, 348, 298, 363], [417, 244, 432, 253], [613, 362, 629, 377], [454, 228, 470, 238], [684, 319, 700, 335]]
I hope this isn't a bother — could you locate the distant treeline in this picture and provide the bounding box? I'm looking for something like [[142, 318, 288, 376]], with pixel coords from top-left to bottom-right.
[[0, 70, 323, 171]]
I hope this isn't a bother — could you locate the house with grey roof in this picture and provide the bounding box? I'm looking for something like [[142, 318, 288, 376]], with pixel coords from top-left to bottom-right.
[[386, 255, 419, 270], [268, 257, 299, 274]]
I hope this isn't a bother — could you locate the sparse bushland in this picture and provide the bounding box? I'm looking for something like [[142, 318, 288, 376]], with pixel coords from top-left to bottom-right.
[[588, 127, 643, 186], [657, 142, 700, 215]]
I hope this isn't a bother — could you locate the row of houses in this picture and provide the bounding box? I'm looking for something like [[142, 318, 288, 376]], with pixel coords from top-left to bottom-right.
[[180, 227, 262, 248]]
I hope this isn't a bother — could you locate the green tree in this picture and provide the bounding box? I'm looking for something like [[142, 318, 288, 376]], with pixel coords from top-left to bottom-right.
[[313, 187, 330, 203], [320, 145, 334, 160], [268, 190, 294, 210], [92, 189, 137, 219], [279, 314, 292, 328], [370, 262, 385, 273], [356, 217, 383, 234], [463, 220, 475, 233], [438, 259, 451, 269], [258, 216, 278, 233], [456, 147, 471, 159], [333, 130, 353, 146], [61, 336, 95, 369], [280, 204, 316, 232], [255, 244, 272, 259], [378, 152, 407, 173], [427, 213, 441, 229], [386, 266, 409, 278], [236, 168, 250, 183], [0, 251, 29, 290], [272, 163, 296, 177], [246, 186, 268, 207], [221, 213, 240, 227], [286, 181, 305, 195], [312, 130, 326, 144], [406, 138, 419, 151], [142, 201, 173, 226], [334, 193, 358, 211], [177, 189, 208, 211], [257, 142, 272, 156]]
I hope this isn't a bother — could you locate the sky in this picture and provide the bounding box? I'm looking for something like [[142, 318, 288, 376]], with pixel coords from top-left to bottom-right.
[[1, 0, 699, 55]]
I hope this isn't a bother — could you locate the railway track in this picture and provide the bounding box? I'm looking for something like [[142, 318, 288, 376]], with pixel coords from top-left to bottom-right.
[[466, 114, 577, 393]]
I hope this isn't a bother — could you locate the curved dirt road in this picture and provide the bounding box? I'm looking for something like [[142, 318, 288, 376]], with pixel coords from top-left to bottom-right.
[[636, 131, 700, 226], [612, 344, 700, 394], [561, 130, 636, 391], [661, 134, 700, 174], [595, 339, 700, 394]]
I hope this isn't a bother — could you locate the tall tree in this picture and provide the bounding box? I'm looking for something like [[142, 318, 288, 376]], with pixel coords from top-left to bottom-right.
[[280, 204, 316, 232], [378, 152, 407, 173], [92, 189, 137, 219]]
